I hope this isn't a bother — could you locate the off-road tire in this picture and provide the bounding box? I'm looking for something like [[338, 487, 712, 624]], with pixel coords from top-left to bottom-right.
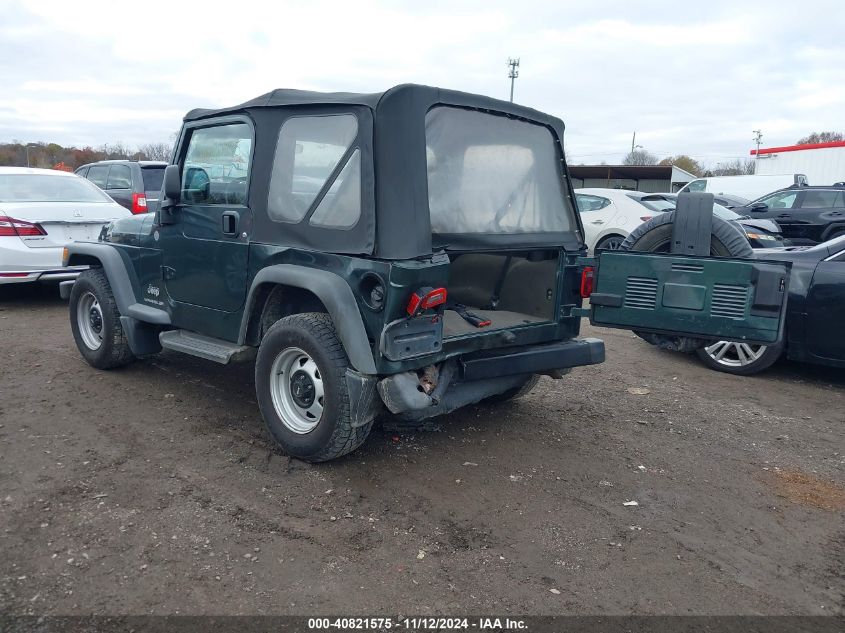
[[255, 312, 373, 462], [485, 374, 541, 403], [69, 268, 135, 369]]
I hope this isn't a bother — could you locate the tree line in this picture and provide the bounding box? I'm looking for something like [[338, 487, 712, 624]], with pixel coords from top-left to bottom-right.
[[0, 141, 173, 170], [620, 130, 844, 177]]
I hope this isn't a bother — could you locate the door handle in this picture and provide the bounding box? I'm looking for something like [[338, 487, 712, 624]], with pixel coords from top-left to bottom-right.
[[591, 219, 605, 225], [221, 211, 239, 236]]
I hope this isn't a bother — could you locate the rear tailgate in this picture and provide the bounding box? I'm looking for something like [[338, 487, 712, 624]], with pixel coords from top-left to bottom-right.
[[587, 250, 791, 345]]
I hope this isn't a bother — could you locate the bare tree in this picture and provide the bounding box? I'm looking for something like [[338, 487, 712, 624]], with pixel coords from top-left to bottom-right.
[[623, 149, 658, 165], [98, 142, 133, 160], [796, 131, 843, 145], [707, 159, 756, 176], [138, 142, 173, 161]]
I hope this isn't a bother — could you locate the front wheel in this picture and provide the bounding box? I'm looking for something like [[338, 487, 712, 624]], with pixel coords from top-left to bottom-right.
[[69, 269, 135, 369], [254, 313, 373, 462], [694, 340, 782, 376]]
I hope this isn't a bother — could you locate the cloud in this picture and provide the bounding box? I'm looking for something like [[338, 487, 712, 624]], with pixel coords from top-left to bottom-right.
[[1, 0, 843, 167]]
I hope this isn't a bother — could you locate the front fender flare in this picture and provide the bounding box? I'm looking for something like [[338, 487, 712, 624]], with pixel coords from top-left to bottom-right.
[[240, 265, 377, 375]]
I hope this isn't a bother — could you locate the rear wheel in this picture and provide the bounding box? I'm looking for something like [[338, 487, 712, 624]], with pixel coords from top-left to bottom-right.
[[69, 269, 135, 369], [595, 235, 626, 251], [695, 341, 782, 375], [255, 313, 373, 462]]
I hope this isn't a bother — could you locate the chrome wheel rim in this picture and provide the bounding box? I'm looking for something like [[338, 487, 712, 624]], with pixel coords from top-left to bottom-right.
[[77, 291, 104, 350], [599, 236, 624, 250], [703, 340, 767, 367], [270, 347, 324, 434]]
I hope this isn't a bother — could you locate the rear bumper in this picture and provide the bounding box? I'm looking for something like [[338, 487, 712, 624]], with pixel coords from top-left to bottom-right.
[[458, 337, 606, 381]]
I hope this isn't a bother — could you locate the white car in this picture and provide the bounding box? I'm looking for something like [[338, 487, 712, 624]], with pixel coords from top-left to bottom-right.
[[0, 167, 131, 285], [574, 188, 657, 253]]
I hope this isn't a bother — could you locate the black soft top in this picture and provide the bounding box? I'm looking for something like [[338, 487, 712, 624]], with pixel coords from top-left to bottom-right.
[[184, 84, 557, 127], [182, 84, 576, 259]]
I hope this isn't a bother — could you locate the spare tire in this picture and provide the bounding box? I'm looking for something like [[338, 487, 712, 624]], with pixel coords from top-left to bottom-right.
[[619, 211, 752, 353], [620, 211, 753, 257]]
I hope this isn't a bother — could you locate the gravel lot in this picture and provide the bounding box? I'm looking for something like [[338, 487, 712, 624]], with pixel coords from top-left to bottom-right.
[[1, 284, 843, 616]]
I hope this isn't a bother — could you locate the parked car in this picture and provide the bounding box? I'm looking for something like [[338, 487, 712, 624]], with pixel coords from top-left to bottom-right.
[[732, 185, 845, 245], [695, 236, 845, 374], [678, 173, 808, 200], [76, 160, 167, 214], [711, 193, 750, 209], [575, 189, 786, 251], [638, 192, 788, 248], [0, 167, 130, 286], [575, 188, 657, 252], [61, 85, 791, 461]]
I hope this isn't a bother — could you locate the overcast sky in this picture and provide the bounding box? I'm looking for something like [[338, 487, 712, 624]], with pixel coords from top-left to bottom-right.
[[1, 0, 842, 167]]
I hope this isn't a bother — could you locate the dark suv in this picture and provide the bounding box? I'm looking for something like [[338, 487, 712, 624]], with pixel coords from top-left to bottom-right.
[[60, 84, 791, 461], [76, 160, 167, 214], [735, 185, 845, 245]]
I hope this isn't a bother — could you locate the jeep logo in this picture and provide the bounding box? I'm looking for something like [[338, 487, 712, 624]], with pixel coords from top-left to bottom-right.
[[146, 284, 160, 298]]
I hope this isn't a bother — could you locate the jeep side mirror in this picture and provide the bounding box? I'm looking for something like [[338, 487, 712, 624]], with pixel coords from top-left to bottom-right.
[[162, 165, 181, 206], [159, 165, 181, 224], [750, 202, 768, 212]]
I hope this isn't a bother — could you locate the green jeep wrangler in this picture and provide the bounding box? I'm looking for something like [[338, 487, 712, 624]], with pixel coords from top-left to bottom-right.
[[62, 84, 790, 461]]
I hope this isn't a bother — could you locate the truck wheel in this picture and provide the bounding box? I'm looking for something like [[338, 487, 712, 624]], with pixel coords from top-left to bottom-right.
[[255, 312, 373, 462], [69, 269, 135, 369], [485, 374, 541, 403]]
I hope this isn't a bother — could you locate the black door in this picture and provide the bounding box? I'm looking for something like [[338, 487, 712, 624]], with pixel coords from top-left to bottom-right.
[[160, 119, 253, 314], [805, 251, 845, 362]]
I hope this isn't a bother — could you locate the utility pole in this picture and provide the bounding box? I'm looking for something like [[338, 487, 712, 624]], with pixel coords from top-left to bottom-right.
[[507, 58, 520, 102], [753, 129, 763, 161], [631, 132, 636, 154]]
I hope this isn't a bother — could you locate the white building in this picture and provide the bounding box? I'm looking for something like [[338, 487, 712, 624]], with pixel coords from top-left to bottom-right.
[[752, 141, 845, 185]]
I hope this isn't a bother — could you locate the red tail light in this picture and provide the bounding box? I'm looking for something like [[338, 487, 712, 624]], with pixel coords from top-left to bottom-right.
[[407, 287, 448, 316], [0, 215, 47, 237], [131, 193, 148, 214], [580, 266, 594, 299]]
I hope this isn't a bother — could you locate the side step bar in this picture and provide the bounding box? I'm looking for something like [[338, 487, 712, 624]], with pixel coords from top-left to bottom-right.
[[159, 330, 255, 364]]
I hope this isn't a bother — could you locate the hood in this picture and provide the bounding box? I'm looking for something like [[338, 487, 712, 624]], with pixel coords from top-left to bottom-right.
[[737, 217, 781, 234]]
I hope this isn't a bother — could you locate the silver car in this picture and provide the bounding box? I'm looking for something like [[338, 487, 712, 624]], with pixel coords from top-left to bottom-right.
[[0, 167, 130, 286]]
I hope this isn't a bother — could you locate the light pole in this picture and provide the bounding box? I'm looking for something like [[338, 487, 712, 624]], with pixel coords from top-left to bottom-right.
[[507, 58, 520, 102]]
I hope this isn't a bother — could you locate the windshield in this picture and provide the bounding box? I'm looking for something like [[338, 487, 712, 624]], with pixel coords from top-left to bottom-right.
[[0, 174, 112, 203], [425, 107, 574, 234]]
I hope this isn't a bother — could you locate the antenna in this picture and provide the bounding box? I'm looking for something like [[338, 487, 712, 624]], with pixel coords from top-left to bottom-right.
[[507, 58, 520, 102], [753, 129, 763, 160]]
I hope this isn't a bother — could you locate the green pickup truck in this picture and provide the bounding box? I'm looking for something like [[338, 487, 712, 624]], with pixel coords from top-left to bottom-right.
[[61, 84, 790, 461]]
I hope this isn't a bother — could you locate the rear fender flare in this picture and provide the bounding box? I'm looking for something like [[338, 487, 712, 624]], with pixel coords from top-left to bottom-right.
[[240, 265, 377, 374]]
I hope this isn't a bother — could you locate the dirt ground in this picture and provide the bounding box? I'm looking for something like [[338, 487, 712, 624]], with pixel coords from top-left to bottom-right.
[[1, 284, 843, 616]]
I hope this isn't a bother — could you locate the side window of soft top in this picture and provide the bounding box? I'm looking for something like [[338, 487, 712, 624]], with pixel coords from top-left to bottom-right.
[[267, 114, 362, 230]]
